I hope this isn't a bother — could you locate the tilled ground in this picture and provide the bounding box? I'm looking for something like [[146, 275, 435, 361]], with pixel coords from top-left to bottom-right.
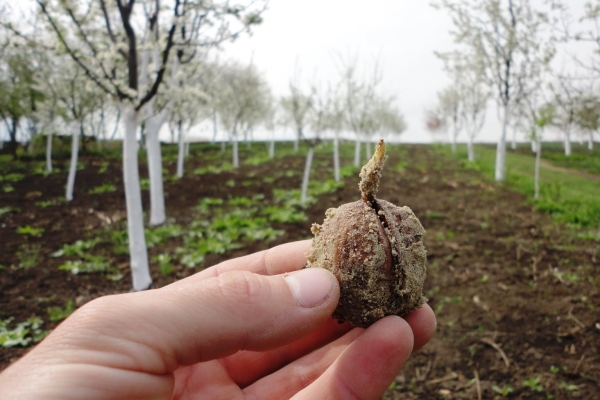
[[1, 144, 599, 399]]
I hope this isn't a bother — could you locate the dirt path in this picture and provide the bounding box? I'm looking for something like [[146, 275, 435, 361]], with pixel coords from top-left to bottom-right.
[[540, 159, 600, 183]]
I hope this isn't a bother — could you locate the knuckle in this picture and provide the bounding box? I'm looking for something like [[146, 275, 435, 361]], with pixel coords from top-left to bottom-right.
[[218, 270, 268, 304]]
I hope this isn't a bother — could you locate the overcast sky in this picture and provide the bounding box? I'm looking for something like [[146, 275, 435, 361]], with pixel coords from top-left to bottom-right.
[[223, 0, 593, 144]]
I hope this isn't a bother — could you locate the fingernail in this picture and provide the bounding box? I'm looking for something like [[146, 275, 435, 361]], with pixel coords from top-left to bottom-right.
[[284, 268, 335, 308]]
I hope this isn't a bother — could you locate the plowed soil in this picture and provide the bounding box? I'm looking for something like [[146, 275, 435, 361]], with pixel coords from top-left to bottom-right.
[[1, 143, 599, 399]]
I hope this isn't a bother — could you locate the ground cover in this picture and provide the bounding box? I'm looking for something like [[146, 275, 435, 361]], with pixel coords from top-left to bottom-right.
[[438, 144, 600, 232], [1, 142, 599, 399]]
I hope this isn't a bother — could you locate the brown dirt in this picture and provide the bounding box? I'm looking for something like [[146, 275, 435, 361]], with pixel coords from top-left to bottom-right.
[[1, 144, 599, 399]]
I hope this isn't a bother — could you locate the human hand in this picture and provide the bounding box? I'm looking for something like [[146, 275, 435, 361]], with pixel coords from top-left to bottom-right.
[[0, 240, 436, 400]]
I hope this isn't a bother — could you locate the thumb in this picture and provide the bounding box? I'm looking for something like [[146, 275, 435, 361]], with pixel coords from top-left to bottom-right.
[[48, 267, 340, 374]]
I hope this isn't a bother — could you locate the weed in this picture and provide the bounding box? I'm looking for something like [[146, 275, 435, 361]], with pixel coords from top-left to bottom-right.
[[480, 274, 489, 283], [3, 184, 14, 192], [47, 300, 75, 322], [16, 225, 44, 237], [523, 376, 544, 392], [52, 239, 99, 257], [58, 255, 111, 274], [550, 365, 560, 374], [88, 183, 116, 194], [17, 243, 41, 269], [263, 205, 307, 223], [492, 384, 514, 397], [0, 206, 16, 218], [560, 381, 578, 391], [0, 317, 48, 347], [153, 254, 174, 276], [0, 173, 24, 182]]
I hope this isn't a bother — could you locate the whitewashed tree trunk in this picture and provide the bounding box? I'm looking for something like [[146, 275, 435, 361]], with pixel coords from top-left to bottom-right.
[[177, 121, 185, 179], [211, 109, 218, 144], [185, 142, 190, 157], [122, 106, 152, 291], [589, 132, 594, 150], [354, 136, 361, 167], [564, 129, 572, 156], [46, 127, 53, 173], [232, 133, 239, 168], [531, 140, 537, 153], [511, 127, 517, 150], [65, 124, 80, 201], [269, 130, 275, 159], [534, 135, 542, 201], [333, 131, 340, 182], [494, 107, 509, 181], [467, 133, 475, 162], [451, 127, 458, 153], [145, 111, 168, 226], [300, 146, 314, 205], [294, 131, 300, 152]]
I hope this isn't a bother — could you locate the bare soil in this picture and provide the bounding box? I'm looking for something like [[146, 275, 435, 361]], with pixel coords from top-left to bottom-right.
[[1, 144, 599, 399]]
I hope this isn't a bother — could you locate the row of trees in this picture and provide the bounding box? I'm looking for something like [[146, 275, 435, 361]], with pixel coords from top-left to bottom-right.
[[0, 1, 406, 291], [427, 0, 599, 181]]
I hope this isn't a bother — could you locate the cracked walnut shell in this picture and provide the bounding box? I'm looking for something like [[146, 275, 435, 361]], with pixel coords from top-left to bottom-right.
[[306, 140, 427, 328]]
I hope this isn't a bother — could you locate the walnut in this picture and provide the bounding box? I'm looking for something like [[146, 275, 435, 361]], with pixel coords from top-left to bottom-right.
[[306, 139, 427, 328]]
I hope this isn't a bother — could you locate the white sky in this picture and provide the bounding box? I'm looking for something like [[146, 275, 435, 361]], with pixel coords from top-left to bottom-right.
[[224, 1, 455, 143], [223, 0, 594, 144]]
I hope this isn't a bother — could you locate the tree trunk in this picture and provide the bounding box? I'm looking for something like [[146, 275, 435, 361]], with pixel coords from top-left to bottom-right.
[[177, 120, 185, 179], [531, 139, 537, 153], [451, 126, 458, 153], [212, 108, 218, 144], [467, 133, 475, 162], [511, 127, 517, 150], [589, 131, 594, 150], [494, 106, 509, 182], [8, 118, 18, 158], [145, 111, 168, 226], [122, 106, 152, 291], [65, 124, 80, 202], [232, 133, 239, 168], [221, 139, 226, 153], [46, 128, 53, 173], [365, 139, 372, 160], [333, 131, 340, 182], [300, 146, 314, 205], [534, 135, 542, 201], [354, 136, 361, 167], [294, 130, 300, 152], [185, 142, 190, 157], [269, 130, 275, 159], [564, 129, 571, 156]]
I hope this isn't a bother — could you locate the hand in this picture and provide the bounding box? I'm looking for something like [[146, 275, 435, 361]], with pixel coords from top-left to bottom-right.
[[0, 240, 436, 400]]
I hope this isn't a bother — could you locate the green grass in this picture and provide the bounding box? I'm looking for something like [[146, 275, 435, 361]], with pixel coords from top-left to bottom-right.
[[439, 144, 600, 230]]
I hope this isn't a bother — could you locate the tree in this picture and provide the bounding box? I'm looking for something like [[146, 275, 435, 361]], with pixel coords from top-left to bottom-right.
[[575, 95, 600, 150], [215, 61, 271, 168], [437, 87, 463, 153], [281, 70, 313, 155], [36, 0, 265, 291], [434, 0, 555, 181], [0, 50, 44, 157]]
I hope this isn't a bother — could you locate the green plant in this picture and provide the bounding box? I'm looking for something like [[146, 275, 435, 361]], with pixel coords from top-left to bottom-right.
[[47, 300, 75, 322], [153, 254, 174, 276], [58, 255, 111, 274], [549, 365, 560, 374], [17, 243, 41, 269], [0, 206, 16, 218], [3, 184, 14, 193], [523, 376, 544, 392], [263, 205, 308, 223], [98, 161, 109, 174], [0, 317, 48, 347], [16, 225, 44, 237], [560, 381, 578, 391], [88, 183, 117, 194], [0, 173, 24, 182], [145, 225, 183, 247], [492, 384, 514, 397], [51, 239, 99, 257]]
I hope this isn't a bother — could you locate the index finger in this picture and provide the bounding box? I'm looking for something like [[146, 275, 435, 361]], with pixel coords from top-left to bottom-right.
[[170, 240, 312, 288]]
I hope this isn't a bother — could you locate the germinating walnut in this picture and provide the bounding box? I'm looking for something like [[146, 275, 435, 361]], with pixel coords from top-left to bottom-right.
[[306, 139, 427, 328]]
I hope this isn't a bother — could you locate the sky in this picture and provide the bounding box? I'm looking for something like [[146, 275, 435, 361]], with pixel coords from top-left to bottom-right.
[[221, 0, 594, 144], [224, 1, 456, 143]]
